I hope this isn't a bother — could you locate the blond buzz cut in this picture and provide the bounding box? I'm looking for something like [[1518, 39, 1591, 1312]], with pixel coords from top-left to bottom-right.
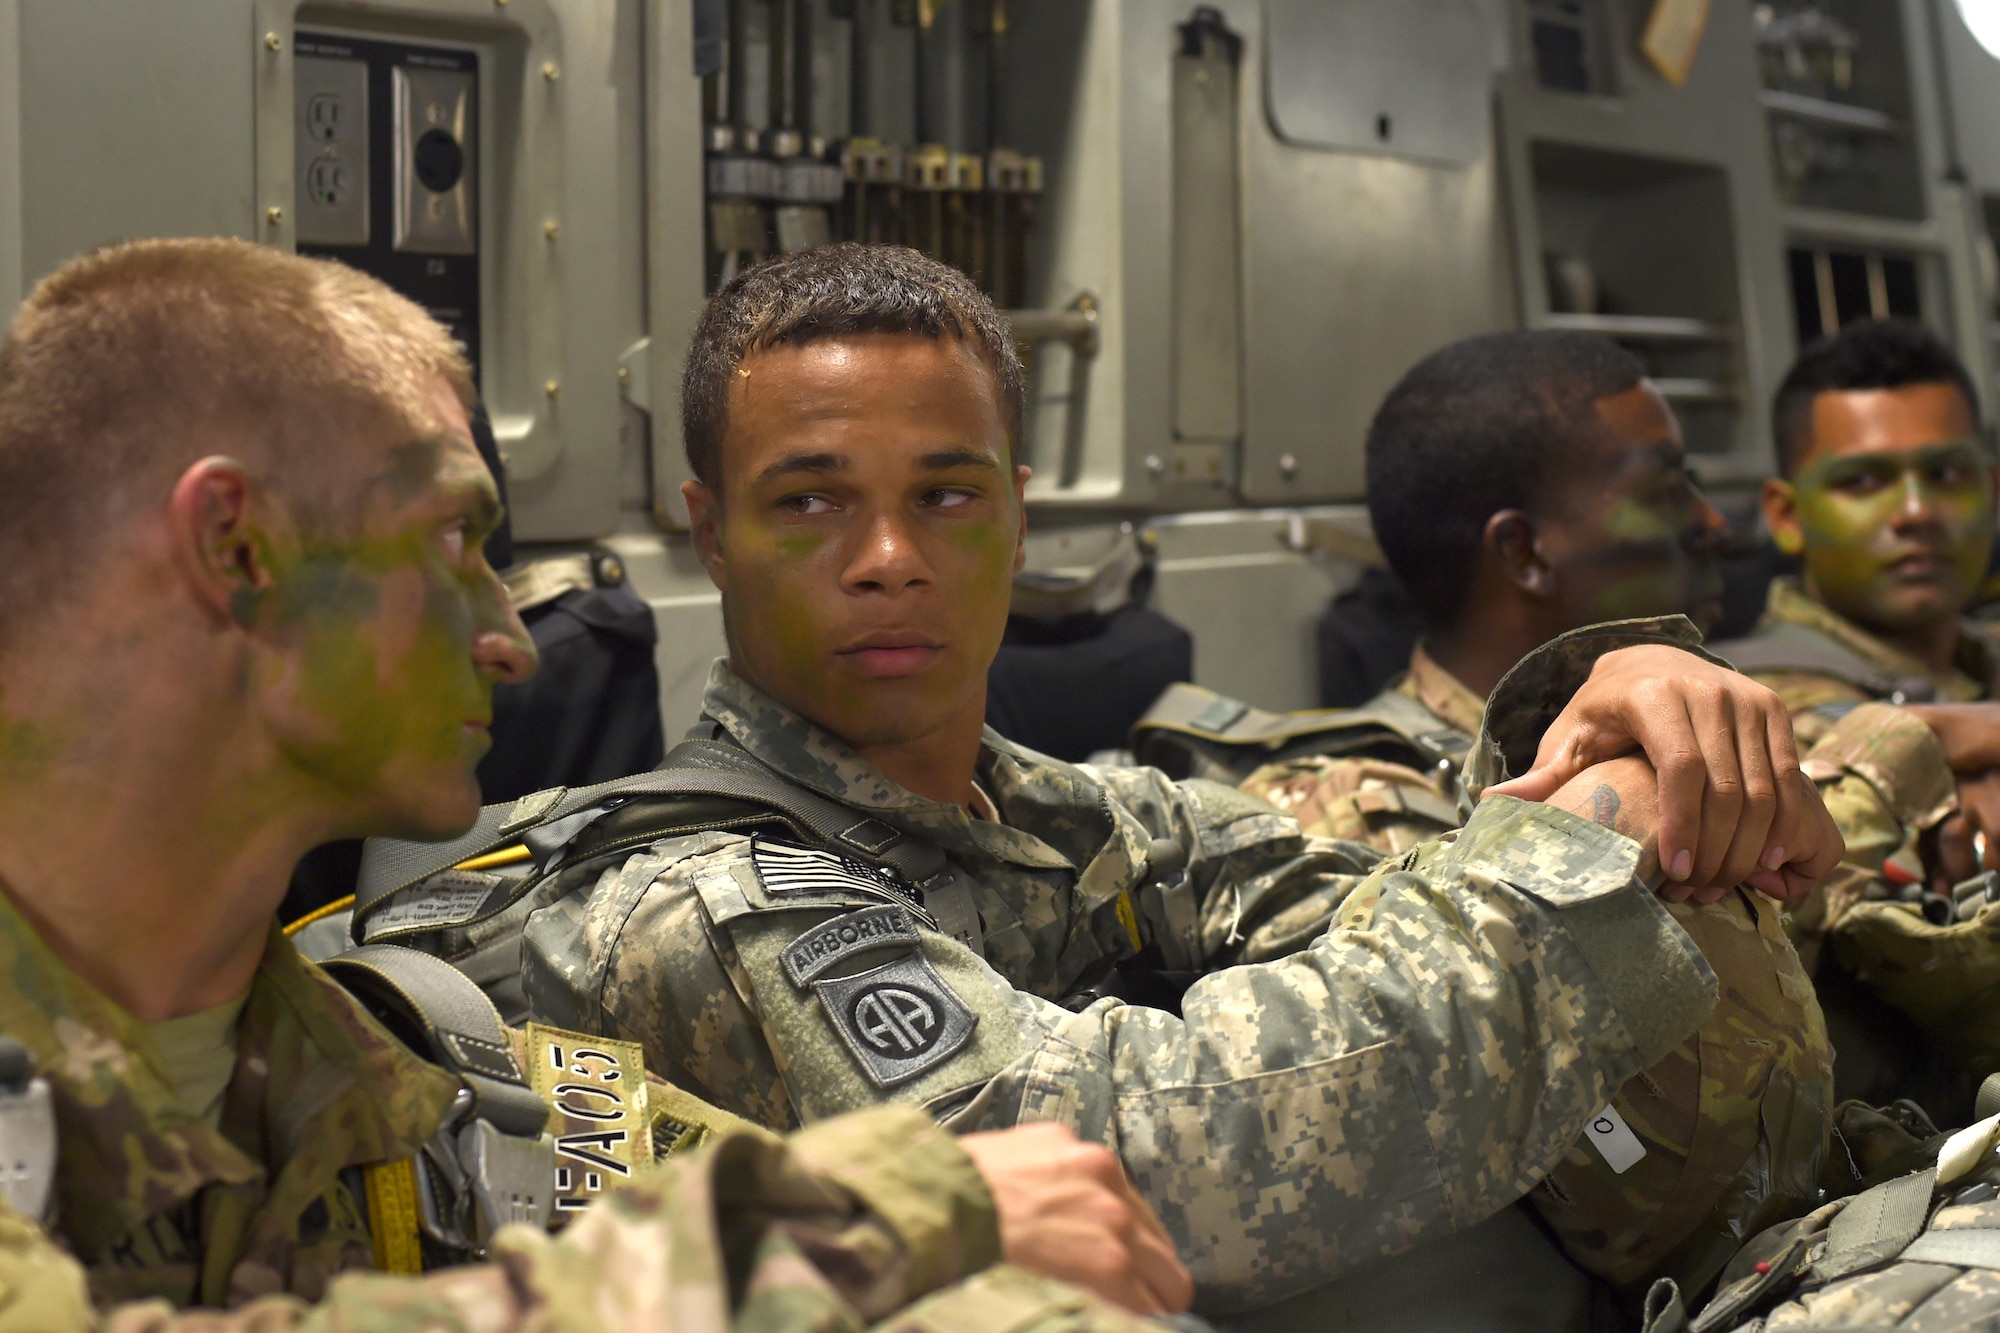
[[0, 236, 473, 640]]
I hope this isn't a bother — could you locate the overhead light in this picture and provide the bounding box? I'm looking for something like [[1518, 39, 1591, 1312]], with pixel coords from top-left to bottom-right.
[[1959, 0, 2000, 61]]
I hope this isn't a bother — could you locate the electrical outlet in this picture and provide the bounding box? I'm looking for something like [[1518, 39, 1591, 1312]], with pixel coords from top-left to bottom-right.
[[294, 53, 370, 245]]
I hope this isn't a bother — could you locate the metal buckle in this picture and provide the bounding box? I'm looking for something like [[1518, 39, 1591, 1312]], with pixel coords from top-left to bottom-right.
[[0, 1076, 55, 1223], [459, 1119, 555, 1243], [413, 1087, 556, 1255]]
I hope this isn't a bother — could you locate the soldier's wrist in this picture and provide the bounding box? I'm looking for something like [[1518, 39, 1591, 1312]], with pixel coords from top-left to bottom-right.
[[789, 1105, 1004, 1293]]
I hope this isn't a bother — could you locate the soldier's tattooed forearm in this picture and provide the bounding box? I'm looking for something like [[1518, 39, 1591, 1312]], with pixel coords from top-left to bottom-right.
[[1591, 784, 1623, 834]]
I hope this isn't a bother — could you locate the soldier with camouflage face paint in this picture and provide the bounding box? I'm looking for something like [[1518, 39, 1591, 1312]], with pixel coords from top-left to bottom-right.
[[1233, 331, 1960, 1308], [1712, 320, 2000, 1116], [499, 244, 1852, 1317], [0, 238, 1191, 1331]]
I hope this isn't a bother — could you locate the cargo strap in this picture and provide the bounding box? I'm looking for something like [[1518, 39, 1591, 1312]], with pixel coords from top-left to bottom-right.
[[355, 732, 978, 954], [1712, 622, 1939, 704], [323, 944, 556, 1256], [321, 944, 548, 1137], [1817, 1167, 1937, 1281], [1131, 682, 1475, 774]]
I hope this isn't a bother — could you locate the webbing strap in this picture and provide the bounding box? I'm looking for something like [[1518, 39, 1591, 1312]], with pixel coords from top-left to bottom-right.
[[355, 738, 951, 928], [1713, 622, 1938, 703], [1901, 1227, 2000, 1269], [1132, 682, 1474, 768], [363, 1159, 424, 1274], [1819, 1167, 1937, 1281], [320, 944, 548, 1138]]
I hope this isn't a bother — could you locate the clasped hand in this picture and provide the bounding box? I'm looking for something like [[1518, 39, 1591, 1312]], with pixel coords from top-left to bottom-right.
[[1488, 645, 1843, 904]]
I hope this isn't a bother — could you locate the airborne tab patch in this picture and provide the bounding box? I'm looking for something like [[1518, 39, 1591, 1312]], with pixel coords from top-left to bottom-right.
[[782, 904, 921, 987], [751, 835, 916, 905], [813, 953, 978, 1088]]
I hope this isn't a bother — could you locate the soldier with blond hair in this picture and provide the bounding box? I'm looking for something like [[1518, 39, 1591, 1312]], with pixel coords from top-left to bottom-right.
[[0, 236, 1190, 1330]]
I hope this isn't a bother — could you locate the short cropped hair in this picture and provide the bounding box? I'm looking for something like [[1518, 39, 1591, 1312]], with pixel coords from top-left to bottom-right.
[[0, 238, 471, 641], [1772, 319, 1980, 475], [681, 243, 1025, 488], [1366, 329, 1647, 630]]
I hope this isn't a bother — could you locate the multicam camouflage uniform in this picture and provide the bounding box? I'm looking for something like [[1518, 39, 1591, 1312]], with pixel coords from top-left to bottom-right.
[[1717, 577, 2000, 1091], [0, 889, 1142, 1331], [518, 623, 1726, 1313], [1243, 638, 1967, 1299], [1732, 578, 2000, 748]]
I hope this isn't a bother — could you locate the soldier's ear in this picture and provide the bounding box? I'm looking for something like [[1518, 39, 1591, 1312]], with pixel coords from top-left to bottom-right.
[[167, 456, 273, 629], [682, 479, 729, 592], [1485, 509, 1554, 599], [1761, 478, 1803, 557]]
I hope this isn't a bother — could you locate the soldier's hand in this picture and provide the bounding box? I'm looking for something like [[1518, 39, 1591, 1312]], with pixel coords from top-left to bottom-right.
[[1934, 770, 2000, 889], [1487, 645, 1823, 893], [958, 1123, 1195, 1316], [1537, 747, 1840, 905], [1905, 702, 2000, 773]]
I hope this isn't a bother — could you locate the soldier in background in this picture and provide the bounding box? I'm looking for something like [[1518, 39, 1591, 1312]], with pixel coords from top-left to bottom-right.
[[490, 244, 1852, 1317], [1714, 320, 2000, 1116], [0, 237, 1190, 1329], [1228, 330, 1955, 1309]]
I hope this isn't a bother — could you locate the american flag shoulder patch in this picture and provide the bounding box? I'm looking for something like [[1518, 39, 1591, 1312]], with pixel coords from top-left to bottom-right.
[[749, 835, 917, 906]]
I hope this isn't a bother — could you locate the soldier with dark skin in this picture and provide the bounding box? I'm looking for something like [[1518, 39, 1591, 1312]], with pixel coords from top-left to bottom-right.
[[1236, 330, 1966, 1303], [504, 245, 1851, 1315], [0, 237, 1190, 1330]]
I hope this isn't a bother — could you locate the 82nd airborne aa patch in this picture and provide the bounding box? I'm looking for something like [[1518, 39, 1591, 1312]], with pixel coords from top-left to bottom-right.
[[811, 952, 978, 1088]]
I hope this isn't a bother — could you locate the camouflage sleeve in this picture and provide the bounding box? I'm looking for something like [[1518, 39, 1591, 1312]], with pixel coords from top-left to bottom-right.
[[1800, 700, 1956, 874], [990, 794, 1717, 1311], [9, 1109, 1051, 1333], [1236, 753, 1459, 854]]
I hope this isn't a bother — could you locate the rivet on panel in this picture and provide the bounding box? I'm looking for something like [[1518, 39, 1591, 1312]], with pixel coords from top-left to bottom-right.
[[1144, 454, 1165, 479], [264, 31, 282, 51], [617, 366, 631, 385], [1278, 453, 1299, 479], [543, 219, 559, 240], [544, 379, 560, 399], [542, 61, 560, 82], [266, 205, 284, 226]]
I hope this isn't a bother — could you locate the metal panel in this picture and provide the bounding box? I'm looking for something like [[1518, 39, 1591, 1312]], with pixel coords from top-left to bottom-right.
[[1170, 13, 1243, 447], [18, 0, 257, 287], [296, 55, 371, 247], [1238, 0, 1512, 503], [392, 62, 475, 254], [1263, 0, 1495, 166]]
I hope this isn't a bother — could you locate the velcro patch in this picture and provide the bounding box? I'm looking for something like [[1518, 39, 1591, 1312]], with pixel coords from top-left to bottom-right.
[[782, 905, 921, 988], [526, 1024, 651, 1215], [813, 953, 977, 1089], [752, 835, 916, 905], [363, 869, 504, 938]]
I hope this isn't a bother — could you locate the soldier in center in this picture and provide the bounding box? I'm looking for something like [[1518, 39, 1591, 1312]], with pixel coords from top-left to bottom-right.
[[374, 245, 1850, 1318]]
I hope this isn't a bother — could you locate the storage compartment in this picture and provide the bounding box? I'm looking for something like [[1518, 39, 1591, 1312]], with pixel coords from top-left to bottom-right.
[[1528, 141, 1745, 453]]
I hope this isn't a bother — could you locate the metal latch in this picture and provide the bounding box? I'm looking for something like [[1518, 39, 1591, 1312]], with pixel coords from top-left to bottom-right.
[[0, 1038, 55, 1223]]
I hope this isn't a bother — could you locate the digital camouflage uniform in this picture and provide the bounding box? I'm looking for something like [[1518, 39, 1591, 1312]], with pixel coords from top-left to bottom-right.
[[1720, 577, 2000, 1089], [518, 623, 1725, 1313], [1243, 642, 1959, 1300], [0, 888, 1142, 1331]]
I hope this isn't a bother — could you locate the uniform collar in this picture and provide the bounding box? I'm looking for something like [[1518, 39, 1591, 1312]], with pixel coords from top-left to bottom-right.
[[1764, 576, 1998, 702], [1396, 644, 1488, 736], [0, 893, 456, 1252], [701, 659, 1084, 871]]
